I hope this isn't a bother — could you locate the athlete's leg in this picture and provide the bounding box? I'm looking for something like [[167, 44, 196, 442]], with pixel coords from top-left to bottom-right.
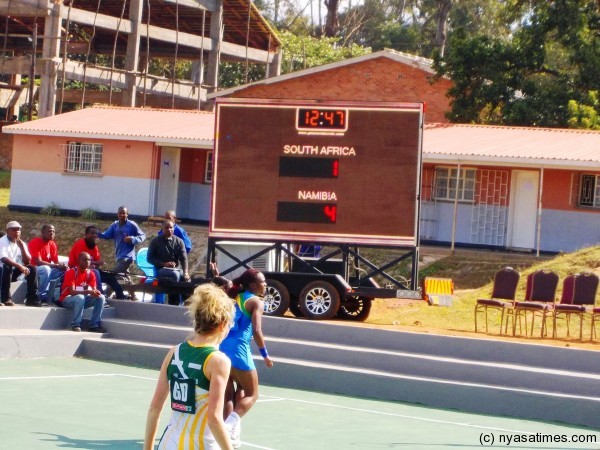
[[224, 376, 235, 419], [229, 367, 259, 417]]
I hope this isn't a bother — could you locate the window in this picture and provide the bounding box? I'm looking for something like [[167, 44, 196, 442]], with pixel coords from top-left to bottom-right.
[[434, 167, 476, 201], [64, 142, 102, 174], [204, 151, 213, 183], [579, 174, 600, 207]]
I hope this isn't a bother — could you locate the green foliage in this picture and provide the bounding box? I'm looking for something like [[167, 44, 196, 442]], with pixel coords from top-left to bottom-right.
[[278, 31, 370, 74], [80, 208, 98, 221], [568, 91, 600, 130], [40, 203, 61, 217], [434, 0, 600, 127], [218, 62, 266, 89]]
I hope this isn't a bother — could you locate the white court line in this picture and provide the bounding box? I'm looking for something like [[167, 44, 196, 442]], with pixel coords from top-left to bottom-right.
[[0, 373, 126, 381], [239, 442, 277, 450], [257, 395, 577, 436], [5, 375, 595, 438]]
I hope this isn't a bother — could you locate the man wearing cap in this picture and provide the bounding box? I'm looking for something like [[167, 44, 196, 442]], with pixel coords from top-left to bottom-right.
[[0, 221, 41, 307]]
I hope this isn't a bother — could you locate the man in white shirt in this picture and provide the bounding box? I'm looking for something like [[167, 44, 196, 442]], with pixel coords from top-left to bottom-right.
[[0, 221, 41, 307]]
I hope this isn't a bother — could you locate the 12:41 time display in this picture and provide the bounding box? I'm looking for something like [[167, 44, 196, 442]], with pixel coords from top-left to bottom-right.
[[297, 108, 348, 131]]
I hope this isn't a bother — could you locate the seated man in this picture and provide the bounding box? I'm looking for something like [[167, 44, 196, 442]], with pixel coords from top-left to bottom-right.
[[157, 210, 192, 254], [147, 220, 190, 306], [68, 225, 128, 300], [28, 224, 68, 304], [57, 252, 105, 332], [0, 221, 41, 307]]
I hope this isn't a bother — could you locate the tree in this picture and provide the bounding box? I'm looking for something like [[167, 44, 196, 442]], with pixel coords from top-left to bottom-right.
[[434, 0, 600, 127], [568, 91, 600, 130], [278, 30, 370, 73]]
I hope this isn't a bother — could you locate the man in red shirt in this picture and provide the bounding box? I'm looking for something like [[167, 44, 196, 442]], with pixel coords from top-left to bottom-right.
[[58, 252, 105, 332], [68, 225, 127, 300], [28, 224, 67, 304]]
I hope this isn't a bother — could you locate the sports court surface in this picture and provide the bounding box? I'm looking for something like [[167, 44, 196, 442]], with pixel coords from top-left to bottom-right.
[[1, 358, 599, 449]]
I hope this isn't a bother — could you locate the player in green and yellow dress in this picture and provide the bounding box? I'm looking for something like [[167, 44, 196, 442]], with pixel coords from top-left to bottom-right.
[[144, 284, 235, 450]]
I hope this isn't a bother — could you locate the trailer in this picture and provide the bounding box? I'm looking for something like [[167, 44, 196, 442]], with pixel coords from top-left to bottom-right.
[[206, 98, 424, 321]]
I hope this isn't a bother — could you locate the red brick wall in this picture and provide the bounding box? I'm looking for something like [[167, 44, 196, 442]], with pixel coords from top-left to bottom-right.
[[231, 57, 452, 123], [0, 132, 13, 170]]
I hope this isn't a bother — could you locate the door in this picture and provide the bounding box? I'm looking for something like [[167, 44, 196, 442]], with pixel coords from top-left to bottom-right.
[[157, 147, 180, 215], [508, 170, 539, 249]]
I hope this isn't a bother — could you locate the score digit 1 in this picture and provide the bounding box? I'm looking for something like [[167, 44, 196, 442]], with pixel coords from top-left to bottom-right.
[[323, 205, 337, 223]]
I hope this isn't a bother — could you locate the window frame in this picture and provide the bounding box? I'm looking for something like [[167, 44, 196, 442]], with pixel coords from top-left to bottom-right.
[[578, 174, 600, 208], [433, 166, 477, 202], [64, 142, 103, 175], [204, 150, 213, 183]]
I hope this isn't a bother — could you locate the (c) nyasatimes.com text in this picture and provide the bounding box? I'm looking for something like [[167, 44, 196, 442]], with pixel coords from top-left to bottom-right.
[[479, 432, 598, 446]]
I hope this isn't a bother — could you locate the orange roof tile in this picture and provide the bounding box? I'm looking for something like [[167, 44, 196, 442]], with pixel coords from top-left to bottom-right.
[[424, 123, 600, 169], [3, 106, 215, 147]]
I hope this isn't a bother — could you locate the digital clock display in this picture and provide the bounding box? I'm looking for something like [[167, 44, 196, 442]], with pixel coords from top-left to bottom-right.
[[277, 202, 337, 224], [297, 108, 348, 132], [279, 157, 339, 178]]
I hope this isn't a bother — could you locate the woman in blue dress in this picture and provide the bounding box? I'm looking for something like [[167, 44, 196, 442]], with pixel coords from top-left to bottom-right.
[[220, 269, 274, 448]]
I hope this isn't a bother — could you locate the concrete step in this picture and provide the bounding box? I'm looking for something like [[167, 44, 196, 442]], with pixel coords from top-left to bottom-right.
[[257, 358, 600, 429], [76, 337, 171, 369], [101, 318, 189, 345], [107, 298, 192, 327], [101, 302, 600, 378], [0, 329, 105, 359], [0, 304, 117, 330], [265, 337, 600, 399], [263, 316, 600, 375], [99, 316, 600, 399]]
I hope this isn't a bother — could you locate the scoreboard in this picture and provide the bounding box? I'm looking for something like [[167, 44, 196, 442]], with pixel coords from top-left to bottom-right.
[[210, 99, 423, 246]]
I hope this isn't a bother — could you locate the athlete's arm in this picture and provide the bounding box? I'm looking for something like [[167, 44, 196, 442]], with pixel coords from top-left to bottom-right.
[[205, 351, 234, 450], [144, 347, 174, 450], [247, 297, 274, 368]]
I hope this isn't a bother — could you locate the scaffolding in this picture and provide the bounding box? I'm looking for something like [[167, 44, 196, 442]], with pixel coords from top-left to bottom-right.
[[0, 0, 282, 119]]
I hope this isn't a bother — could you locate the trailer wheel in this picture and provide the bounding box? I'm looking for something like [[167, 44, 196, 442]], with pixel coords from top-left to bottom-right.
[[263, 279, 290, 316], [299, 281, 341, 320], [337, 296, 372, 322]]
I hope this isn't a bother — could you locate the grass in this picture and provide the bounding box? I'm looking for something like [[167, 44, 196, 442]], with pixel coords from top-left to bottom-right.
[[0, 189, 9, 207], [0, 170, 10, 189], [367, 246, 600, 346]]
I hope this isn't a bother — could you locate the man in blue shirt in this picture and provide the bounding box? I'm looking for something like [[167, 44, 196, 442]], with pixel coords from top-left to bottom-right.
[[157, 210, 192, 254], [98, 206, 146, 292]]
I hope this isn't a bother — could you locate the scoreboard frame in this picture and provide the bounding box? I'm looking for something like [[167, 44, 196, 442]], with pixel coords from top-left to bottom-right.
[[210, 98, 424, 247]]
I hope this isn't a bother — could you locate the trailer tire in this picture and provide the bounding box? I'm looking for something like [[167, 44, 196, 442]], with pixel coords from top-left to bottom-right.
[[337, 296, 372, 322], [299, 281, 341, 320], [263, 279, 290, 316]]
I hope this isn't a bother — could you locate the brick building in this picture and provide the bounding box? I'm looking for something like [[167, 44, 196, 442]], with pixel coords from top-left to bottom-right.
[[210, 49, 452, 123]]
